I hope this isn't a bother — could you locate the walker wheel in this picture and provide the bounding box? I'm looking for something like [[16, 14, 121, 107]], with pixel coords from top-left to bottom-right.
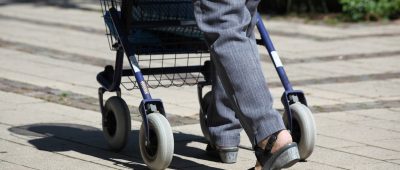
[[102, 96, 131, 151], [199, 91, 212, 141], [283, 102, 316, 160], [139, 113, 174, 170]]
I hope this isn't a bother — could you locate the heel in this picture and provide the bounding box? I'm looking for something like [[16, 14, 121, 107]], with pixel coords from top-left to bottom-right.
[[261, 143, 300, 170], [218, 150, 238, 164], [271, 146, 300, 169], [206, 144, 238, 163]]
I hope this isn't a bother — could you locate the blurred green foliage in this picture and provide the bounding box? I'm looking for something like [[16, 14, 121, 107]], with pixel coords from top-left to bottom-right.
[[259, 0, 400, 21], [340, 0, 400, 21], [259, 0, 341, 14]]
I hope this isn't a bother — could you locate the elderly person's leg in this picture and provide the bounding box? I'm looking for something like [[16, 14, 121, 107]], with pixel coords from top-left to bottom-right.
[[206, 67, 242, 163], [243, 1, 297, 168], [193, 0, 299, 168], [193, 0, 284, 151]]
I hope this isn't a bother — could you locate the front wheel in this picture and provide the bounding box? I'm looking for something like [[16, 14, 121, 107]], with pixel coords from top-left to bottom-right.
[[139, 113, 174, 170], [283, 102, 316, 160]]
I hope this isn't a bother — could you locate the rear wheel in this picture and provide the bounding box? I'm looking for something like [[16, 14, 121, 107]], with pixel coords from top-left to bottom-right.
[[199, 91, 212, 141], [102, 96, 131, 151]]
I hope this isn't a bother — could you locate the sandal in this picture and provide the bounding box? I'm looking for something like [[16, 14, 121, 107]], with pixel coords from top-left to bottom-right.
[[252, 131, 300, 170]]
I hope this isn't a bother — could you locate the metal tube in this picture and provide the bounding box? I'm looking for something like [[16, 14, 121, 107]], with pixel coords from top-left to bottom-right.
[[256, 14, 294, 91]]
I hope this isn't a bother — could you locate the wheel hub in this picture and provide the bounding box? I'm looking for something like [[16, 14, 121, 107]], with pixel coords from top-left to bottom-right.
[[145, 129, 158, 158], [104, 111, 117, 137]]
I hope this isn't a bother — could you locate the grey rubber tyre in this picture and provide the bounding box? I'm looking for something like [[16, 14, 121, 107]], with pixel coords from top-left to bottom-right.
[[139, 113, 174, 170], [102, 96, 131, 151], [199, 91, 212, 141], [283, 102, 316, 160]]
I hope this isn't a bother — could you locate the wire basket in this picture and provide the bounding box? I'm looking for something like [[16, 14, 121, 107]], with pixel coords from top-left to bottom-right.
[[131, 0, 196, 21], [100, 0, 122, 51], [121, 51, 210, 89], [100, 0, 211, 89], [129, 0, 208, 53]]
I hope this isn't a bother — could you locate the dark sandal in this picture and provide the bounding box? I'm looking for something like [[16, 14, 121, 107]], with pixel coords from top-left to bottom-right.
[[252, 131, 300, 170]]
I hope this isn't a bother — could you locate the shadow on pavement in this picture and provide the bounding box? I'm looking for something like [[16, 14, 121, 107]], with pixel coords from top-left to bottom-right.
[[8, 123, 223, 170]]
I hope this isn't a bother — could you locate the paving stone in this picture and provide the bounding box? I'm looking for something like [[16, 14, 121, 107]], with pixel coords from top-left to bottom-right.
[[0, 91, 44, 111], [291, 161, 343, 170], [0, 160, 35, 170], [315, 134, 364, 149], [388, 159, 400, 164], [0, 91, 43, 104], [0, 136, 119, 170], [314, 115, 348, 128], [0, 4, 104, 32], [356, 119, 400, 132], [307, 79, 400, 100], [350, 56, 400, 73], [302, 86, 373, 103], [353, 162, 400, 170], [307, 147, 399, 170], [337, 145, 400, 160], [0, 19, 112, 61], [262, 19, 400, 40], [368, 138, 400, 153], [317, 111, 379, 123], [317, 119, 400, 145]]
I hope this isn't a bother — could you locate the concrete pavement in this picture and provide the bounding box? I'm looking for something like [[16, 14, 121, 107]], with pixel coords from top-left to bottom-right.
[[0, 0, 400, 169]]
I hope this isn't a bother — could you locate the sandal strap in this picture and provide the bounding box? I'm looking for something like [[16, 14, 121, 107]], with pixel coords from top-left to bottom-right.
[[254, 130, 282, 166], [265, 133, 278, 152]]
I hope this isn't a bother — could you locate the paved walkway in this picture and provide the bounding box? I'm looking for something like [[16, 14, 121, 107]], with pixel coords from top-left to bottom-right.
[[0, 1, 400, 169]]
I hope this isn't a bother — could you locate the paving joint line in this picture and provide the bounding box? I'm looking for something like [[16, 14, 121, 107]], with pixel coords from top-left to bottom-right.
[[262, 50, 400, 64], [316, 144, 400, 166], [0, 14, 104, 35], [268, 72, 400, 88], [318, 134, 400, 153], [0, 38, 113, 68], [321, 117, 400, 134], [0, 159, 40, 170], [311, 99, 400, 113], [306, 160, 350, 170], [269, 29, 400, 42], [0, 67, 96, 89]]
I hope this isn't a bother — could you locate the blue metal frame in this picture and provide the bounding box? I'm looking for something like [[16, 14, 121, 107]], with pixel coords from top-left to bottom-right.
[[256, 14, 308, 131], [107, 7, 163, 142]]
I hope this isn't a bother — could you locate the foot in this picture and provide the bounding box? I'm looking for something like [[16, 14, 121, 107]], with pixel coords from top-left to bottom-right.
[[253, 130, 298, 170], [206, 143, 239, 164]]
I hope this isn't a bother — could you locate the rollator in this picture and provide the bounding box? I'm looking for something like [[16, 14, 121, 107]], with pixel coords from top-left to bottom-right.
[[97, 0, 316, 169]]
